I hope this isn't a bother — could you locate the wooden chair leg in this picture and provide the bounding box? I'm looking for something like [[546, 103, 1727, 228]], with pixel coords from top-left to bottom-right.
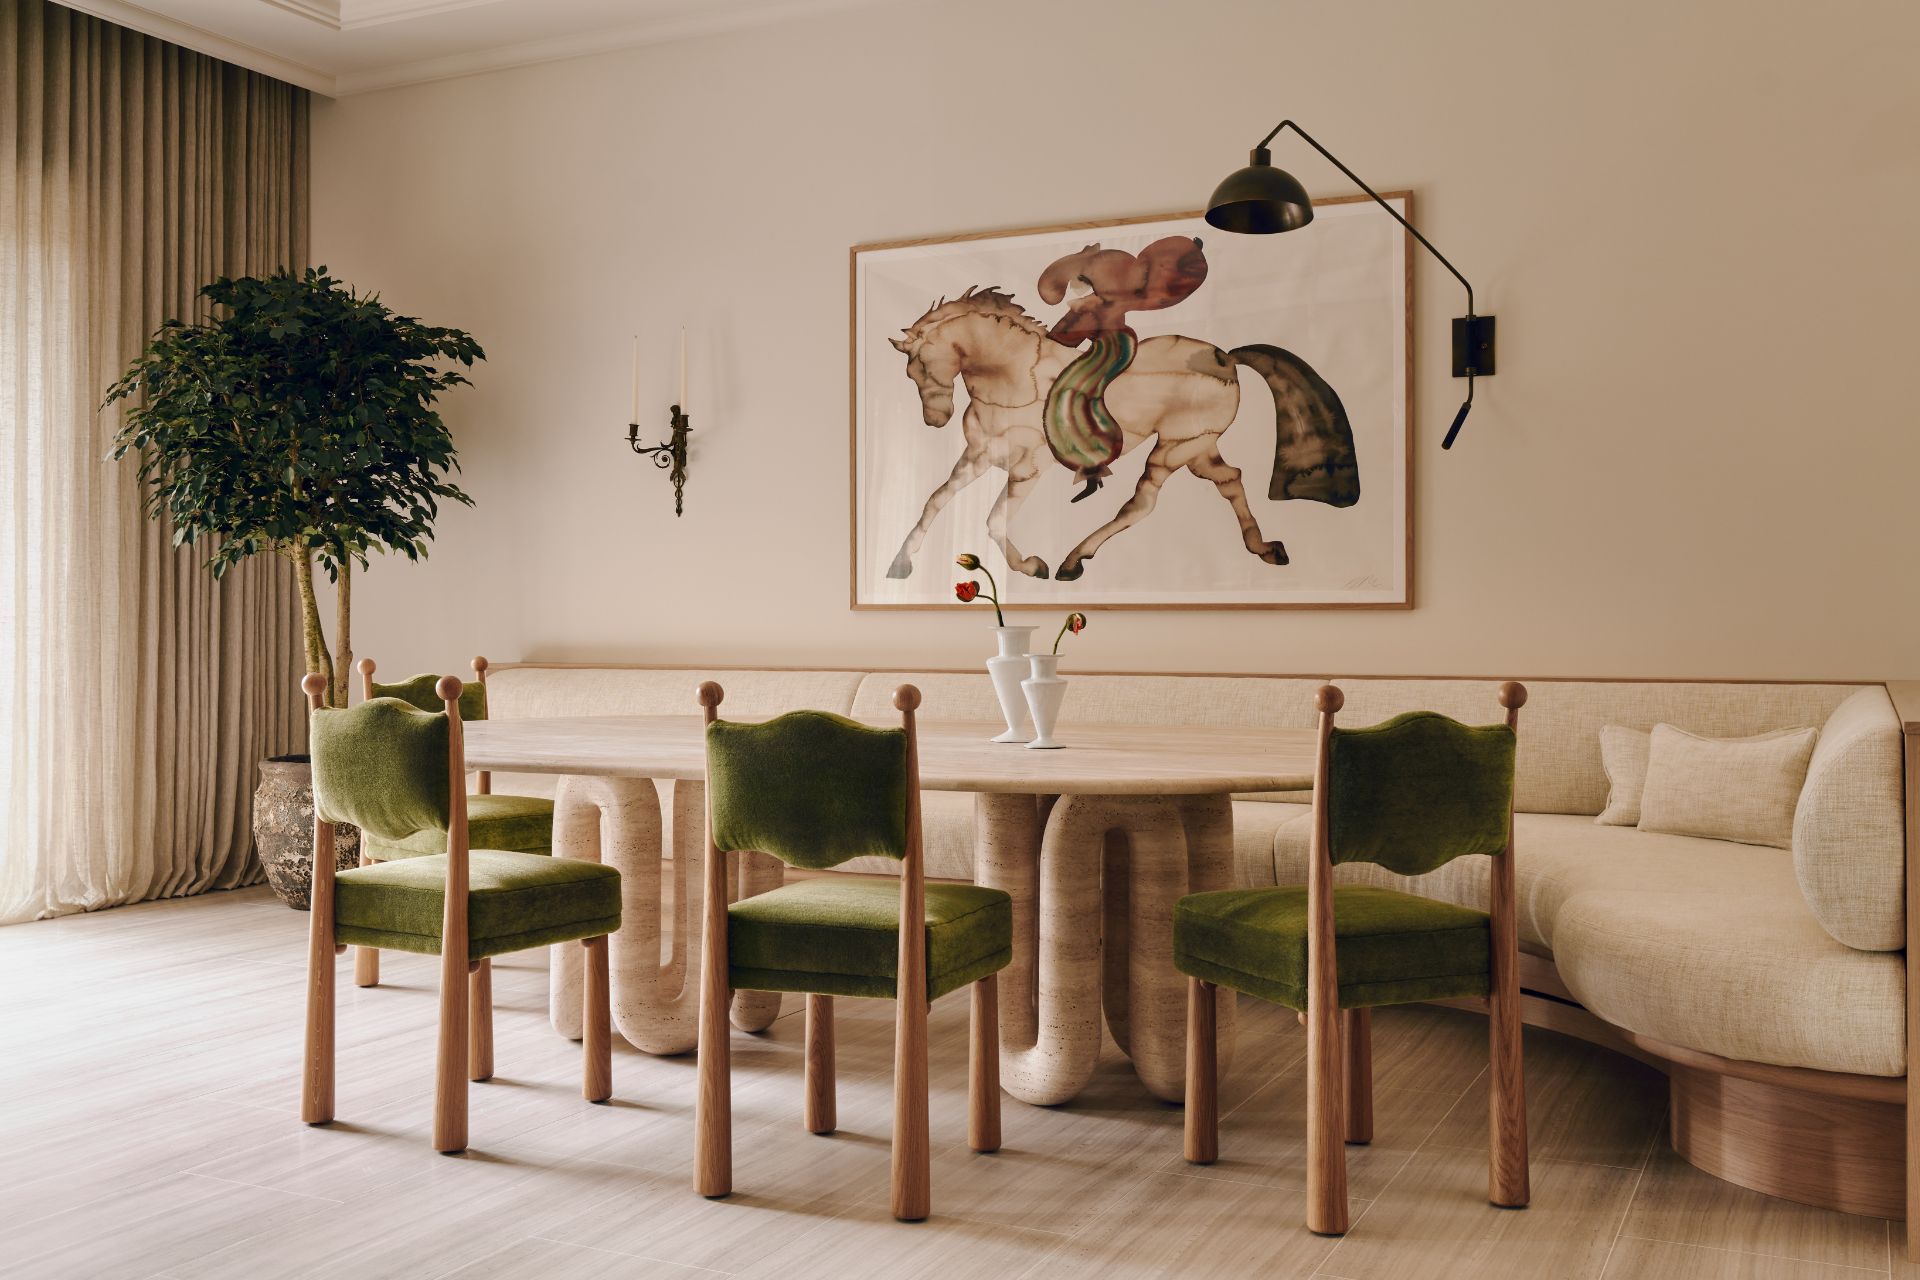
[[969, 974, 1001, 1154], [1489, 974, 1530, 1207], [805, 993, 837, 1134], [468, 959, 494, 1082], [1344, 1007, 1373, 1145], [433, 953, 471, 1153], [301, 914, 336, 1126], [891, 995, 931, 1221], [1183, 977, 1219, 1164], [694, 971, 733, 1198], [355, 946, 380, 987], [1305, 994, 1350, 1235], [583, 936, 611, 1103]]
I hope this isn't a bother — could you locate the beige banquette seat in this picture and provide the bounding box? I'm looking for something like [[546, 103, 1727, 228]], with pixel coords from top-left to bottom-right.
[[485, 664, 1914, 1225]]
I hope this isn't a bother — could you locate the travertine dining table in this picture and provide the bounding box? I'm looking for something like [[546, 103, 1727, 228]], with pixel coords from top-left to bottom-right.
[[464, 715, 1316, 1105]]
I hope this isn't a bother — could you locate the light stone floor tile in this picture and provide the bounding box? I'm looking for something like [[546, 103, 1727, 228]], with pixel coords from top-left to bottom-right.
[[1315, 1147, 1643, 1280], [4, 886, 1906, 1280], [1621, 1146, 1891, 1272], [1422, 1021, 1668, 1169], [1602, 1237, 1891, 1279]]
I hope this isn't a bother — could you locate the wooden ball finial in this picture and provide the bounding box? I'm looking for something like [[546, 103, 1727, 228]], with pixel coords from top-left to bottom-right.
[[1498, 680, 1528, 711], [301, 672, 328, 699], [356, 657, 374, 676], [696, 681, 725, 709], [435, 675, 463, 704], [471, 656, 489, 678], [893, 683, 923, 712], [1315, 684, 1345, 715]]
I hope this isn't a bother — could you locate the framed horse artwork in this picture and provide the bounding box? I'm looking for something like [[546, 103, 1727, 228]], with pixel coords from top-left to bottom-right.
[[850, 197, 1412, 610]]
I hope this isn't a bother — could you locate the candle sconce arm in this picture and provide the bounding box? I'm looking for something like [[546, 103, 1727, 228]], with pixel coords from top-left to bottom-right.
[[623, 405, 691, 516]]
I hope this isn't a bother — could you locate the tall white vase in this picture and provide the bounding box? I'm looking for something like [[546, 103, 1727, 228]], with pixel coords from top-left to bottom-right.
[[986, 626, 1036, 743], [1022, 653, 1068, 750]]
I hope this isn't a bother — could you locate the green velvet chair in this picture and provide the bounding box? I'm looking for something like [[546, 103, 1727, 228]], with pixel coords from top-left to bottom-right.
[[350, 656, 555, 990], [300, 671, 621, 1154], [692, 681, 1013, 1222], [1176, 682, 1530, 1236]]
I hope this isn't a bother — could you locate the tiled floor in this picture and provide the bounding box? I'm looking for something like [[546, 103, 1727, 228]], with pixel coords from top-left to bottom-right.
[[0, 886, 1905, 1278]]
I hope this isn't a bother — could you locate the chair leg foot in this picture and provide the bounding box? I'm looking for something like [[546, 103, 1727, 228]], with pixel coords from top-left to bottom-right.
[[583, 937, 612, 1103], [1183, 977, 1219, 1165], [1344, 1007, 1373, 1145], [891, 997, 931, 1222], [695, 985, 732, 1198], [1489, 980, 1530, 1207], [468, 959, 494, 1083], [354, 945, 380, 988], [1306, 996, 1350, 1236], [969, 975, 1001, 1154], [433, 945, 470, 1154], [805, 993, 836, 1134]]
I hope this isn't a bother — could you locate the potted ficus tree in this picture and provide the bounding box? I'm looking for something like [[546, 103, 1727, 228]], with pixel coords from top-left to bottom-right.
[[106, 266, 483, 907]]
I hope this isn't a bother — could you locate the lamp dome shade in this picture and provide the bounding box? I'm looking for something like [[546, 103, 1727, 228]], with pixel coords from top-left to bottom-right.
[[1204, 148, 1315, 234]]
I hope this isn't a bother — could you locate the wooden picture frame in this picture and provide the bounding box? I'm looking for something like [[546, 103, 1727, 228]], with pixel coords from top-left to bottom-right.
[[849, 197, 1414, 612]]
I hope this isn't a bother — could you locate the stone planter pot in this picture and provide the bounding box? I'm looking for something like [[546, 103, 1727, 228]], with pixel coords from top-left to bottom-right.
[[253, 754, 359, 910]]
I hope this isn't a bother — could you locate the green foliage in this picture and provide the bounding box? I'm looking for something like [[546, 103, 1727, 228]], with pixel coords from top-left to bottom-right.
[[105, 266, 482, 581]]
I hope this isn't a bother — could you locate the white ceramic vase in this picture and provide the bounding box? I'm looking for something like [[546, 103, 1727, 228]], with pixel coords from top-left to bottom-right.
[[1022, 653, 1068, 750], [986, 625, 1036, 743]]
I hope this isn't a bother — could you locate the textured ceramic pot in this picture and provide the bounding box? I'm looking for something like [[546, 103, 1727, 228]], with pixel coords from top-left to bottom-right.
[[253, 754, 360, 910], [986, 625, 1037, 743], [1022, 653, 1069, 750]]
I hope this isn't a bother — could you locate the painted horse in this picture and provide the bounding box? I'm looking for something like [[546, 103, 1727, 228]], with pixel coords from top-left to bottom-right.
[[885, 287, 1358, 582]]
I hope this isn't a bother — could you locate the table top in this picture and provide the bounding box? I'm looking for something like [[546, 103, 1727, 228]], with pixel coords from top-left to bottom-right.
[[466, 715, 1317, 796]]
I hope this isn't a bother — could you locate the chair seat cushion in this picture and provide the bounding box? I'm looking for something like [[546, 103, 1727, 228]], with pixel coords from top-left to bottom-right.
[[334, 849, 619, 959], [1174, 884, 1490, 1011], [728, 878, 1012, 1001], [363, 793, 555, 860]]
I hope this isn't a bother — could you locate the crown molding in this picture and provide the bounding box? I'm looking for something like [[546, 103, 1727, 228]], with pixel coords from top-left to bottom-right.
[[57, 0, 337, 93], [62, 0, 889, 98], [328, 0, 885, 95]]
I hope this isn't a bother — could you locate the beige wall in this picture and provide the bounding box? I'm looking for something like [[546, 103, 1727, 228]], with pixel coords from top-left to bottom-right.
[[311, 0, 1919, 683]]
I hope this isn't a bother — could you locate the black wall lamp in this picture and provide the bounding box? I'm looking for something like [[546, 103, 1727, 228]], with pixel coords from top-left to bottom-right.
[[1205, 120, 1494, 449]]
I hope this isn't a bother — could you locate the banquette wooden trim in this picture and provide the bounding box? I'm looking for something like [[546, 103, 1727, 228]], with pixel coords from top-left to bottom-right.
[[1894, 679, 1920, 1253], [484, 659, 1881, 688]]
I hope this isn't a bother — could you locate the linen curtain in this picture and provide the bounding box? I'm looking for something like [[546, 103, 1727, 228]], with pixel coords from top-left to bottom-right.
[[1, 0, 308, 923]]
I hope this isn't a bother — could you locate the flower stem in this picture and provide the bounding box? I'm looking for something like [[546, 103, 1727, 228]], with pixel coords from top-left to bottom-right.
[[980, 565, 1004, 626], [1053, 617, 1070, 654]]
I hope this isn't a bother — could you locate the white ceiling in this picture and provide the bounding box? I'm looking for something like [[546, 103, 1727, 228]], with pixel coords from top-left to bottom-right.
[[63, 0, 899, 96]]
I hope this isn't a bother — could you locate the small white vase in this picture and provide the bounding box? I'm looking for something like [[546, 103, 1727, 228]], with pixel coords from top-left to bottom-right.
[[986, 626, 1036, 743], [1022, 653, 1068, 750]]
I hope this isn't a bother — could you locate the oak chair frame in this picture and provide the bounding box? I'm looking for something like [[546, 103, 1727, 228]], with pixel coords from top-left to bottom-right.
[[692, 681, 1001, 1221], [349, 655, 506, 1016], [1183, 680, 1530, 1235], [299, 671, 612, 1153]]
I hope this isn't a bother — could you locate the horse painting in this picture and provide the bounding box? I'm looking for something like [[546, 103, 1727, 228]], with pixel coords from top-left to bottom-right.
[[885, 286, 1359, 583]]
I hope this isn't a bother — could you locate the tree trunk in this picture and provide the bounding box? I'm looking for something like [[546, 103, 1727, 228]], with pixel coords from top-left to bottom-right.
[[295, 549, 335, 708], [332, 558, 351, 709]]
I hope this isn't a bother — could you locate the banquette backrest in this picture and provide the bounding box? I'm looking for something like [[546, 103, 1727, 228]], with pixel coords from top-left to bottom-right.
[[480, 664, 1883, 819]]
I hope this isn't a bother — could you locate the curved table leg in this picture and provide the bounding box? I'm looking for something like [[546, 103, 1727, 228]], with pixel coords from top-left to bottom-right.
[[1089, 794, 1239, 1102], [978, 790, 1241, 1105], [551, 776, 781, 1054], [976, 792, 1104, 1106]]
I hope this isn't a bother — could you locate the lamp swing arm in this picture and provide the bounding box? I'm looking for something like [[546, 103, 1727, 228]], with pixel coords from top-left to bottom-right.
[[1255, 119, 1474, 317], [1250, 119, 1486, 448]]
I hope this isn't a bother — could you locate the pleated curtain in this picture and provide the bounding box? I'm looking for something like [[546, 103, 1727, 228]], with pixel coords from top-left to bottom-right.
[[1, 0, 309, 923]]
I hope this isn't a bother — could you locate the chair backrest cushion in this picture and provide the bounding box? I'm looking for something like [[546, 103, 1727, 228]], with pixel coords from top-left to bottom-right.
[[1328, 711, 1515, 875], [371, 672, 486, 722], [311, 698, 452, 842], [706, 711, 909, 869]]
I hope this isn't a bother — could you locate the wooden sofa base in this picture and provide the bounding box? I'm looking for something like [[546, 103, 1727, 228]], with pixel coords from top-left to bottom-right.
[[1434, 954, 1906, 1222]]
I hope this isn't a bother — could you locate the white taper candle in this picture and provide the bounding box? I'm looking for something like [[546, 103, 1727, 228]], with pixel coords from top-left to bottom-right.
[[678, 327, 688, 411]]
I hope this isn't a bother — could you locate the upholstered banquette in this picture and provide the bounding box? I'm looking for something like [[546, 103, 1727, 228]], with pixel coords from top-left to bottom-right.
[[484, 663, 1917, 1225]]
